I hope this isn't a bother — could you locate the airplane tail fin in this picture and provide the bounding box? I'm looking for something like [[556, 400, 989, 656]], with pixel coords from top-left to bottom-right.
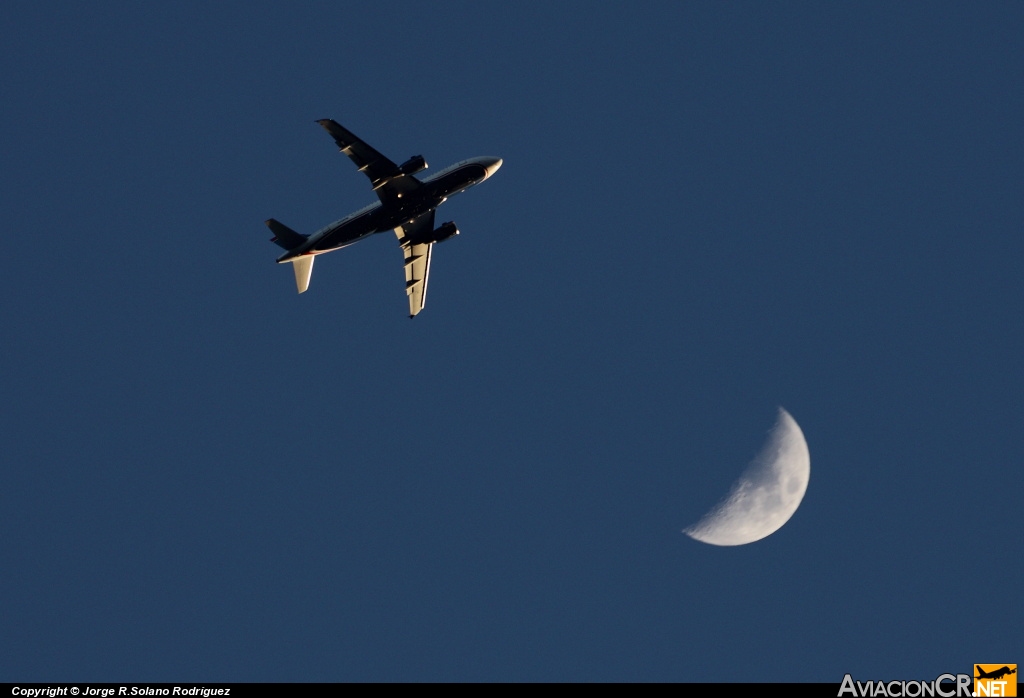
[[290, 255, 314, 294], [266, 218, 308, 250]]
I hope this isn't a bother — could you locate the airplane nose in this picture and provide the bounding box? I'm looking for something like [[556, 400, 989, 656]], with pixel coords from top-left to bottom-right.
[[483, 157, 503, 180]]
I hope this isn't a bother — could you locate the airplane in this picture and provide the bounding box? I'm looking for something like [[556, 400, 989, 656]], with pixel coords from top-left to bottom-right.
[[975, 667, 1017, 681], [266, 119, 502, 317]]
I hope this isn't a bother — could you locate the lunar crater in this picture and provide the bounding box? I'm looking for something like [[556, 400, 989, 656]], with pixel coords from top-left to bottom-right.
[[684, 408, 810, 546]]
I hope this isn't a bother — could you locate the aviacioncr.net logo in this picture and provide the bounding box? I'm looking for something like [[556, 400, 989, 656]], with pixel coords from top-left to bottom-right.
[[974, 665, 1017, 697], [839, 673, 973, 697]]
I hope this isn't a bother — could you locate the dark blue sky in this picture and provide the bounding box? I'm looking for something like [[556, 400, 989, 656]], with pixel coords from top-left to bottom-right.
[[2, 2, 1020, 682]]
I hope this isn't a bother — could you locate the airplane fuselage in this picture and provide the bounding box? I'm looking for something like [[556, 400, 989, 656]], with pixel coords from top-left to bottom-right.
[[268, 117, 501, 315], [277, 157, 496, 262]]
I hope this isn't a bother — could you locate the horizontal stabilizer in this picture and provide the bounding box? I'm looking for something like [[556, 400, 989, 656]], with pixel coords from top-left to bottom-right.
[[266, 219, 308, 251], [291, 255, 314, 294]]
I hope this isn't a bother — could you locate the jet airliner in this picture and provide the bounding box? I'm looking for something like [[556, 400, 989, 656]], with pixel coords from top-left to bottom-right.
[[267, 119, 502, 317]]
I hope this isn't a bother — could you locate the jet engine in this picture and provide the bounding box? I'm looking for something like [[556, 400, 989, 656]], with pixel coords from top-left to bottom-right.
[[428, 221, 460, 244], [399, 155, 428, 175]]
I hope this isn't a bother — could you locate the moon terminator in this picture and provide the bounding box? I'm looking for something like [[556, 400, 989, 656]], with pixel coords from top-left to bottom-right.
[[685, 408, 810, 546]]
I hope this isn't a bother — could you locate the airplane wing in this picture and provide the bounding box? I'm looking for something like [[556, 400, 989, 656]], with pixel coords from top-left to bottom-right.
[[395, 210, 435, 318], [316, 119, 423, 207]]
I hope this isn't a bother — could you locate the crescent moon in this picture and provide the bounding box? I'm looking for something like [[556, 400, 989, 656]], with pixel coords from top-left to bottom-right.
[[684, 408, 810, 546]]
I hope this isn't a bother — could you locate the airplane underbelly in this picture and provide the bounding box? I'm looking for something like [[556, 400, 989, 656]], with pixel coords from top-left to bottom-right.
[[431, 165, 486, 197], [313, 213, 382, 251]]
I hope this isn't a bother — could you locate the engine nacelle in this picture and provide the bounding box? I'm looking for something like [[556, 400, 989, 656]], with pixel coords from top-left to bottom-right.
[[399, 155, 428, 175], [429, 221, 459, 244]]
